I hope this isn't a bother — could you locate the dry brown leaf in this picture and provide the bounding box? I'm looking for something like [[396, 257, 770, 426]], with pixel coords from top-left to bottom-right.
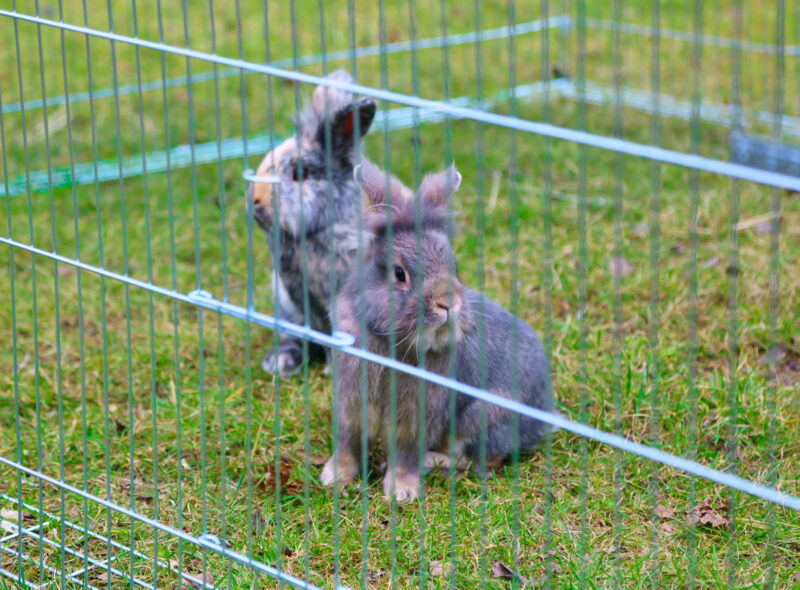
[[608, 255, 635, 279], [491, 561, 529, 585], [430, 560, 454, 578], [660, 522, 676, 535], [258, 457, 308, 495], [654, 504, 675, 519], [686, 497, 728, 529]]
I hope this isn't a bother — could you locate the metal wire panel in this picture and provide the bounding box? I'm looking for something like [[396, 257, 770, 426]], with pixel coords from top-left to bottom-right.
[[1, 1, 798, 587]]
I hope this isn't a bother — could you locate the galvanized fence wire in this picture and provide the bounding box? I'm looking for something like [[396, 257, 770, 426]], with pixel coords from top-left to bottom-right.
[[1, 1, 798, 588]]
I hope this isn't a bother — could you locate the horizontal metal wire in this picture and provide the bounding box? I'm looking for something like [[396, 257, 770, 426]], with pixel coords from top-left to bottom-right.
[[0, 492, 213, 590], [0, 236, 354, 348], [0, 457, 337, 590], [3, 234, 800, 513], [0, 80, 565, 197], [2, 9, 800, 192], [6, 76, 798, 198], [563, 80, 800, 138], [585, 16, 800, 56], [0, 14, 570, 116]]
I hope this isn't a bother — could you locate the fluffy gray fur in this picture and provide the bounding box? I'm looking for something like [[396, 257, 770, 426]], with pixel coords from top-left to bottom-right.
[[248, 70, 377, 376], [321, 162, 555, 502]]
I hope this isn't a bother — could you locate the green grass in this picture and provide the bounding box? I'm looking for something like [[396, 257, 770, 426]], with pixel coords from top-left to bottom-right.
[[1, 0, 800, 588]]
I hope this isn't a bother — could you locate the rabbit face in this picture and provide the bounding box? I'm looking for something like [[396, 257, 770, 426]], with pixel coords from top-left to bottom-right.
[[250, 135, 351, 236], [353, 161, 469, 354], [364, 227, 468, 353], [248, 70, 376, 238]]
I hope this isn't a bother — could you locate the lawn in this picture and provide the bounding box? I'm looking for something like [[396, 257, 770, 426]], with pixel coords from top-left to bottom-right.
[[1, 0, 799, 588]]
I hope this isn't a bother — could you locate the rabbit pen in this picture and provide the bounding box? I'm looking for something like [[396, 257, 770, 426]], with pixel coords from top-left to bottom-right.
[[1, 0, 799, 588]]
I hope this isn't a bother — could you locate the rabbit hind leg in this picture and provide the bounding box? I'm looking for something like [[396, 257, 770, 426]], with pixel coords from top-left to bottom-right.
[[262, 273, 325, 376]]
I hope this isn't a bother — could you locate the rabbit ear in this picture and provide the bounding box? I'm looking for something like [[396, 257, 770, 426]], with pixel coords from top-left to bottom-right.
[[311, 69, 354, 117], [417, 163, 462, 210], [354, 161, 410, 208], [319, 97, 377, 158]]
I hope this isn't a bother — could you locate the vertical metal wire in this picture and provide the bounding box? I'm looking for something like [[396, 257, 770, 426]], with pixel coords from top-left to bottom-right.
[[31, 0, 68, 584], [179, 0, 203, 576], [538, 0, 557, 586], [471, 1, 489, 588], [342, 2, 371, 587], [130, 0, 159, 585], [610, 0, 625, 586], [726, 1, 744, 584], [286, 0, 313, 584], [646, 0, 663, 585], [203, 0, 224, 584], [106, 2, 138, 585], [259, 0, 284, 584], [574, 0, 591, 584], [153, 0, 176, 582], [0, 24, 25, 586], [54, 0, 88, 583], [503, 1, 525, 586], [11, 2, 46, 584], [436, 0, 460, 585], [764, 2, 785, 587], [405, 2, 429, 588], [685, 0, 703, 586], [373, 2, 401, 586], [77, 1, 115, 585]]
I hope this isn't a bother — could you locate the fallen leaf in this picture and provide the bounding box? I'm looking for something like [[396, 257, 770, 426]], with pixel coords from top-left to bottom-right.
[[181, 458, 192, 471], [257, 457, 307, 495], [660, 522, 676, 535], [491, 561, 529, 585], [759, 344, 787, 366], [492, 562, 514, 580], [430, 560, 454, 578], [686, 497, 728, 529], [68, 506, 80, 520], [701, 256, 721, 269], [609, 255, 635, 279], [654, 504, 675, 519]]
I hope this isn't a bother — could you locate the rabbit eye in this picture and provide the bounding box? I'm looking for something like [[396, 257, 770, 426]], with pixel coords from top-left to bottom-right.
[[292, 162, 309, 182], [393, 266, 406, 283]]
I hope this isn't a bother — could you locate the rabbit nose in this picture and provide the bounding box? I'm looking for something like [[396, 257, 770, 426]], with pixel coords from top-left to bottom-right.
[[434, 293, 462, 315]]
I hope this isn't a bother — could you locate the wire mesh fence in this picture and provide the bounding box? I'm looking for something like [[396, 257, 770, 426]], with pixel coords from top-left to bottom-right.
[[1, 0, 798, 587]]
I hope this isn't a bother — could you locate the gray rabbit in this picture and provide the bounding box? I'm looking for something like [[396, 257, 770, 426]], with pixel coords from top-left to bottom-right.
[[248, 70, 377, 376], [321, 162, 555, 502]]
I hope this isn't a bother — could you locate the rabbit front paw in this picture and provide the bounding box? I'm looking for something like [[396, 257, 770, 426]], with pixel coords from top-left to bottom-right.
[[320, 453, 359, 487], [261, 344, 304, 377], [383, 468, 420, 503]]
